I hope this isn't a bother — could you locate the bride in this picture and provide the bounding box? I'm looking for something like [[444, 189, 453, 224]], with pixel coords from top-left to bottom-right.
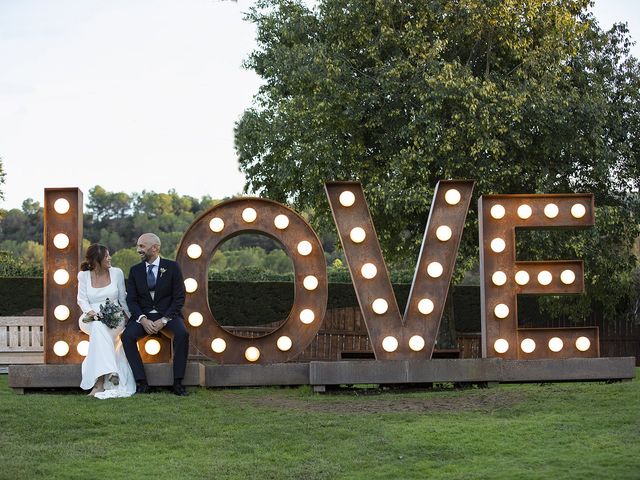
[[77, 243, 135, 398]]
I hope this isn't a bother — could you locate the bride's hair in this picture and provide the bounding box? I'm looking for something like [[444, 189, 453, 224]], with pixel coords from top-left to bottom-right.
[[81, 244, 109, 271]]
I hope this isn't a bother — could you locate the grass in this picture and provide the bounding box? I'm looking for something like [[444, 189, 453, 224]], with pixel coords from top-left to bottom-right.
[[1, 372, 639, 479]]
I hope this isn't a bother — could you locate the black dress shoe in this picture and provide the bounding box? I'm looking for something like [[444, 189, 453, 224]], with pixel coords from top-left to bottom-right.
[[172, 384, 188, 396], [136, 381, 150, 394]]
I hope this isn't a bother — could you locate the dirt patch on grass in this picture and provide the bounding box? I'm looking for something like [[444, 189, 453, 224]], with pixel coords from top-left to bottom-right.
[[223, 389, 526, 414]]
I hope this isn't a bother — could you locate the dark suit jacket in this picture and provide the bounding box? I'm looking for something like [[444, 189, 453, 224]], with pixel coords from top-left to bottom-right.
[[126, 258, 185, 321]]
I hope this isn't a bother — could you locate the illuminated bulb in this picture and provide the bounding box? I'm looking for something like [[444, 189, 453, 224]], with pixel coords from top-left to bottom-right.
[[361, 263, 377, 279], [297, 241, 312, 256], [427, 262, 443, 278], [444, 189, 461, 205], [53, 233, 70, 249], [372, 298, 388, 314], [537, 270, 552, 286], [188, 312, 204, 327], [494, 304, 510, 319], [245, 346, 260, 362], [209, 217, 225, 232], [490, 238, 506, 253], [145, 339, 161, 355], [418, 298, 434, 315], [53, 198, 70, 214], [575, 336, 591, 352], [409, 335, 425, 352], [492, 271, 507, 286], [435, 226, 452, 242], [560, 269, 575, 285], [339, 190, 356, 207], [274, 214, 289, 230], [494, 339, 509, 354], [548, 337, 563, 352], [184, 278, 198, 293], [211, 338, 227, 353], [303, 275, 318, 290], [349, 227, 366, 243], [187, 244, 202, 259], [277, 336, 292, 351], [242, 207, 257, 223], [53, 340, 70, 357], [515, 270, 530, 285], [544, 203, 559, 218], [77, 340, 89, 357], [299, 309, 315, 324], [490, 204, 506, 219], [571, 203, 586, 219], [54, 305, 70, 321], [53, 269, 70, 285], [517, 204, 532, 219], [520, 338, 536, 354], [382, 336, 398, 352]]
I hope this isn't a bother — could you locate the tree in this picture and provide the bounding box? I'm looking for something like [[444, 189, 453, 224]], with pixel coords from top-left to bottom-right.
[[235, 0, 640, 320], [0, 157, 5, 202]]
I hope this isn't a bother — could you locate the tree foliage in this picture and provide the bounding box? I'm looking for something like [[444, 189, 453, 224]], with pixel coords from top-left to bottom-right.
[[0, 157, 5, 202], [235, 0, 640, 320]]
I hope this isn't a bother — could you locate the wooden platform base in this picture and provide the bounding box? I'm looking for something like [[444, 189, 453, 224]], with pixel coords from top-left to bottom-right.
[[7, 357, 636, 393]]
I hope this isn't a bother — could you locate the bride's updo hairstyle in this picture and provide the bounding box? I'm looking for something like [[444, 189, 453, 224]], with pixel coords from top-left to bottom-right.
[[81, 244, 109, 271]]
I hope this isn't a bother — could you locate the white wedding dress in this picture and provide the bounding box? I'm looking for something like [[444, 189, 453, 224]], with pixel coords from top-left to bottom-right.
[[77, 267, 136, 399]]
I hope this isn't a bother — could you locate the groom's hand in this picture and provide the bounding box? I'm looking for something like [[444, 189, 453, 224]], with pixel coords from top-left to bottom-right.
[[152, 319, 165, 331], [140, 317, 157, 335]]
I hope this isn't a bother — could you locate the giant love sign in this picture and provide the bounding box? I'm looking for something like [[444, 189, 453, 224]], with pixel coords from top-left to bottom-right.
[[42, 180, 597, 365]]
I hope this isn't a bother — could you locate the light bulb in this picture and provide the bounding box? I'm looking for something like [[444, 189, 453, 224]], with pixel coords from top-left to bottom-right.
[[494, 339, 509, 354], [242, 207, 257, 223], [361, 263, 377, 279], [184, 278, 198, 293], [274, 214, 289, 229], [245, 346, 260, 362], [209, 217, 225, 232], [53, 269, 70, 285], [520, 338, 536, 354], [53, 198, 70, 214], [53, 340, 69, 357], [427, 262, 443, 278], [187, 244, 202, 259], [339, 190, 356, 207], [77, 340, 89, 357], [490, 238, 506, 253], [382, 336, 398, 352], [54, 305, 70, 321], [303, 275, 318, 290], [211, 338, 226, 353], [297, 241, 312, 256], [53, 233, 70, 249], [548, 337, 563, 352], [492, 271, 507, 286], [188, 312, 204, 327], [490, 204, 505, 219], [144, 339, 161, 355], [537, 270, 552, 286], [277, 336, 292, 351], [409, 335, 425, 351], [575, 336, 591, 352], [418, 298, 434, 315], [444, 189, 461, 205], [544, 203, 559, 218], [571, 203, 586, 219], [517, 204, 532, 219], [515, 270, 530, 285], [560, 270, 575, 285], [494, 304, 510, 319], [349, 227, 366, 243], [372, 298, 388, 314], [299, 309, 315, 324], [436, 226, 452, 241]]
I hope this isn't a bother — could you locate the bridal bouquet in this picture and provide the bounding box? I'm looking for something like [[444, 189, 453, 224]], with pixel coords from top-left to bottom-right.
[[82, 299, 125, 329]]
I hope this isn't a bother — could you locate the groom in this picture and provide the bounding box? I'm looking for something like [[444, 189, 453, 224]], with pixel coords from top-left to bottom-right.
[[122, 233, 190, 396]]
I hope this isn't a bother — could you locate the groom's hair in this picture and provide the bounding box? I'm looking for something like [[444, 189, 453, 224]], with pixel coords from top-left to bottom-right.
[[143, 233, 161, 248]]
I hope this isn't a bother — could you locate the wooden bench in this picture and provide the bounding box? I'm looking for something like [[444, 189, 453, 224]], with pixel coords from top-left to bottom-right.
[[0, 317, 44, 369]]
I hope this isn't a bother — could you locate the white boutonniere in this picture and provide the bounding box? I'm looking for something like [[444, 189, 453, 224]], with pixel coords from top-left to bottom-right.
[[159, 267, 167, 278]]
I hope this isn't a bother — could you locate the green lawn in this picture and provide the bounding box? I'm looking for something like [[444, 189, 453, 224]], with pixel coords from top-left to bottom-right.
[[1, 372, 638, 480]]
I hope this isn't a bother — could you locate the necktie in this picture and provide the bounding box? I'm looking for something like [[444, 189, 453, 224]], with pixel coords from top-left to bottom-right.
[[147, 264, 156, 290]]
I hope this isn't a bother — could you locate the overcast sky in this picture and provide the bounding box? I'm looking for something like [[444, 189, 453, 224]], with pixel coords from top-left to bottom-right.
[[1, 0, 639, 210]]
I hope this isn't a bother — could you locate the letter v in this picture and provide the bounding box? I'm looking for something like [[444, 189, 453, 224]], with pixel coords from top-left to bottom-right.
[[325, 180, 474, 359]]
